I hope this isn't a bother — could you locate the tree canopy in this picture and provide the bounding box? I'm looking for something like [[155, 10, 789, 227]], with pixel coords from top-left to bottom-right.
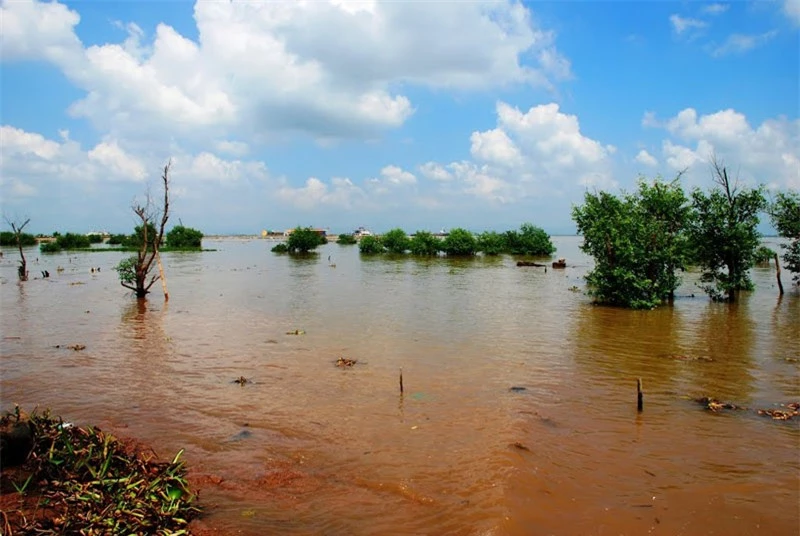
[[688, 161, 765, 301], [572, 177, 691, 309], [166, 225, 204, 249], [769, 190, 800, 284], [285, 227, 327, 253]]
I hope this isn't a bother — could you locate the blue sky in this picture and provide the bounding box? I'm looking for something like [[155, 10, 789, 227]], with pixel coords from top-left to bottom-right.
[[1, 0, 798, 236]]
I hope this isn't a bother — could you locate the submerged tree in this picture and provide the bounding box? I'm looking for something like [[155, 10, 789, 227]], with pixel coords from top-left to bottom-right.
[[688, 158, 765, 302], [572, 175, 690, 309], [5, 217, 32, 281], [284, 227, 327, 253], [115, 163, 171, 299], [769, 190, 800, 286], [381, 228, 411, 254]]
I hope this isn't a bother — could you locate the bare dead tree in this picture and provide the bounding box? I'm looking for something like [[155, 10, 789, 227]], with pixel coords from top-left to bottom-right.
[[5, 217, 31, 281], [118, 162, 171, 299]]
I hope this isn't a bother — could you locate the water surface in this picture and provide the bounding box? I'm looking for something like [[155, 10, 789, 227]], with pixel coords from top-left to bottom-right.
[[1, 236, 797, 535]]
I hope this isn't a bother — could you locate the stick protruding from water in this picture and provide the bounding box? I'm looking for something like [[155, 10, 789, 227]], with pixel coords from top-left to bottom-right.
[[637, 378, 643, 412], [400, 368, 404, 395]]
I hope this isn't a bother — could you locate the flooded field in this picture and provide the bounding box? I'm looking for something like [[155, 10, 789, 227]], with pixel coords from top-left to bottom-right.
[[1, 236, 798, 535]]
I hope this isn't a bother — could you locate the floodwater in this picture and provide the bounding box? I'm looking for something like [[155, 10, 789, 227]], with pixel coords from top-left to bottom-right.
[[1, 236, 798, 535]]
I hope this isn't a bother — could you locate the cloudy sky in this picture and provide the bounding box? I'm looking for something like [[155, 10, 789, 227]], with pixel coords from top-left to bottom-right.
[[1, 0, 798, 235]]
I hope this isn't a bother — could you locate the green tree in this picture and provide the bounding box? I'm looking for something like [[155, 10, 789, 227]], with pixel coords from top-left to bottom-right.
[[503, 223, 555, 256], [336, 233, 357, 245], [166, 225, 203, 249], [688, 159, 766, 302], [572, 176, 691, 309], [285, 227, 325, 253], [40, 232, 92, 253], [409, 231, 440, 256], [0, 231, 36, 247], [358, 235, 384, 254], [477, 231, 505, 256], [442, 228, 477, 256], [381, 228, 411, 254], [769, 190, 800, 285]]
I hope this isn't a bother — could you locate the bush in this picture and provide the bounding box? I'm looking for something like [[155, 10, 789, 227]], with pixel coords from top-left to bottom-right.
[[358, 235, 384, 254], [504, 223, 555, 256], [754, 246, 775, 265], [442, 228, 477, 256], [107, 234, 128, 246], [286, 227, 326, 253], [0, 231, 37, 246], [382, 228, 411, 254], [166, 225, 203, 249], [477, 231, 505, 256], [87, 234, 104, 244], [271, 243, 289, 253], [41, 232, 92, 253], [409, 231, 441, 256], [337, 234, 357, 245]]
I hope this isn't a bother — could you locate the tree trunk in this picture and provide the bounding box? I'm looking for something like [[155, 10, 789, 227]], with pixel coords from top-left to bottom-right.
[[775, 253, 784, 296]]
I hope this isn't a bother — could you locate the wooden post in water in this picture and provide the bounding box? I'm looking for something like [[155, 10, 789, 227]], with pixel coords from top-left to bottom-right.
[[774, 253, 784, 296], [637, 379, 643, 412], [157, 251, 169, 301], [399, 368, 404, 395]]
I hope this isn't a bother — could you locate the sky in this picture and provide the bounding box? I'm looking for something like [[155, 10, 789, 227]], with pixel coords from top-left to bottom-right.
[[1, 0, 798, 236]]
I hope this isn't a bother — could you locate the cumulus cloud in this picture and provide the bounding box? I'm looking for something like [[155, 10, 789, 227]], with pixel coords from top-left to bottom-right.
[[0, 0, 572, 148], [651, 108, 799, 189], [635, 150, 658, 167], [276, 177, 365, 210], [419, 162, 453, 182]]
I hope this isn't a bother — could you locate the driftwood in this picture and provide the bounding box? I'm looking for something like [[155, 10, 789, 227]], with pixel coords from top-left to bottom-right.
[[552, 258, 567, 269], [516, 261, 545, 267]]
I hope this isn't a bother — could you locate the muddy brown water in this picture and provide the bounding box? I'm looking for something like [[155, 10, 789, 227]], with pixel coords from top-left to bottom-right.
[[1, 236, 798, 535]]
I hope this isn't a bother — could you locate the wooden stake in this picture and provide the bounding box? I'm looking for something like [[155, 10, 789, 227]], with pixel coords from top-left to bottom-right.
[[637, 378, 643, 412], [774, 253, 784, 296], [399, 368, 404, 394], [157, 251, 169, 301]]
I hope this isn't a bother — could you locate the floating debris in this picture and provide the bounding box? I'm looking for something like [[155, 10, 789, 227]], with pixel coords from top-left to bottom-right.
[[757, 403, 799, 421], [568, 285, 581, 292], [509, 386, 527, 392], [667, 354, 713, 362], [335, 357, 357, 368], [286, 329, 306, 335], [233, 376, 248, 385], [511, 442, 530, 451], [695, 396, 746, 412]]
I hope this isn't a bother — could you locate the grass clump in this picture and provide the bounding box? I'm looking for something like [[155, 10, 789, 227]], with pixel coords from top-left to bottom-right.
[[0, 407, 201, 535]]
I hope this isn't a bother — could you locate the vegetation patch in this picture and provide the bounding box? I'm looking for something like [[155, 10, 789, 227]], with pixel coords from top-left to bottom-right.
[[0, 407, 201, 535]]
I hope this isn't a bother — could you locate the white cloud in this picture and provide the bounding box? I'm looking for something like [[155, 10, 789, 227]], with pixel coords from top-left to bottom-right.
[[669, 14, 707, 35], [1, 126, 61, 159], [470, 128, 522, 166], [703, 4, 729, 15], [215, 140, 250, 157], [276, 176, 365, 210], [785, 0, 800, 25], [419, 101, 615, 203], [635, 150, 658, 167], [378, 165, 416, 186], [0, 0, 572, 147], [419, 162, 453, 182], [711, 31, 778, 57], [654, 108, 799, 189], [87, 141, 147, 182]]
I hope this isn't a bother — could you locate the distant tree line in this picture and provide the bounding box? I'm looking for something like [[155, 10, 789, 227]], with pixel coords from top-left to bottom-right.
[[271, 223, 555, 257], [0, 231, 36, 247], [356, 224, 556, 257], [572, 158, 799, 309]]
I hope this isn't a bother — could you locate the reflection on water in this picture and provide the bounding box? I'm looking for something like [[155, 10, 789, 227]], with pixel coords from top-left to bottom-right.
[[1, 237, 798, 535]]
